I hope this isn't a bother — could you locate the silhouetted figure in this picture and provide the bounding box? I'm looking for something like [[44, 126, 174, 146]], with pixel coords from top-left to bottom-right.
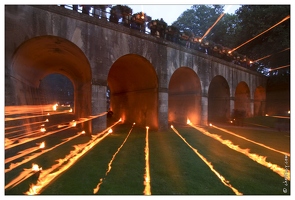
[[107, 110, 113, 118], [93, 5, 108, 19], [82, 5, 91, 15], [73, 5, 79, 11]]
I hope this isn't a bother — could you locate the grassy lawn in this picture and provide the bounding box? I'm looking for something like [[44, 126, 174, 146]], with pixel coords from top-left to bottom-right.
[[5, 117, 290, 195]]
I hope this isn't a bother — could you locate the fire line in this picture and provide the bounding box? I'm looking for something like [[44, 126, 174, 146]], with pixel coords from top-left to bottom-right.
[[93, 123, 135, 194], [187, 121, 290, 181], [24, 119, 122, 195], [143, 126, 151, 195], [211, 124, 290, 157], [170, 125, 242, 195]]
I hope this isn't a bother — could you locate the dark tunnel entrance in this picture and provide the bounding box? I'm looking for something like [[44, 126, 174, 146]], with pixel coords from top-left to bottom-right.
[[107, 54, 159, 129], [168, 67, 202, 125]]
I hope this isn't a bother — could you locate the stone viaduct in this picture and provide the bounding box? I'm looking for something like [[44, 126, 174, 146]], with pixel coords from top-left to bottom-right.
[[5, 5, 267, 133]]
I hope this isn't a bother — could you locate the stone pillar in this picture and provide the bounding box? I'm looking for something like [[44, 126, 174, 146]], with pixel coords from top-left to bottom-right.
[[158, 88, 168, 130], [201, 95, 208, 126], [230, 96, 235, 118], [91, 79, 107, 134], [250, 98, 254, 117]]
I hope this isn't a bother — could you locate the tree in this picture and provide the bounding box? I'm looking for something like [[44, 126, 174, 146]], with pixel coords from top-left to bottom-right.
[[234, 5, 290, 72]]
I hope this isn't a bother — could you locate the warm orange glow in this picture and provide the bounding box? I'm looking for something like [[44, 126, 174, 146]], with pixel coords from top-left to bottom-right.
[[252, 48, 289, 63], [108, 128, 113, 133], [212, 124, 290, 156], [40, 127, 46, 132], [200, 13, 225, 41], [143, 126, 151, 195], [268, 65, 290, 72], [69, 108, 73, 112], [93, 123, 135, 194], [39, 142, 45, 149], [69, 120, 76, 127], [230, 15, 290, 53], [32, 163, 42, 172], [52, 103, 58, 111], [171, 125, 242, 195], [187, 119, 191, 124], [24, 119, 121, 195], [188, 123, 290, 180]]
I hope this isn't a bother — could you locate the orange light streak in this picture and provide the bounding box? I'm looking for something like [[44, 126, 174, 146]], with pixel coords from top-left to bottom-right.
[[268, 65, 290, 71], [5, 163, 42, 189], [5, 120, 47, 132], [211, 124, 290, 156], [24, 119, 122, 195], [187, 122, 290, 180], [93, 123, 135, 194], [5, 132, 83, 173], [5, 112, 107, 150], [170, 125, 242, 195], [143, 126, 151, 195], [230, 15, 290, 53], [200, 13, 225, 41], [252, 48, 290, 63]]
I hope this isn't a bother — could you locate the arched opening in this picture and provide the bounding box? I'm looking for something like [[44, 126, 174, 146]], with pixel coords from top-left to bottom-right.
[[168, 67, 202, 125], [39, 73, 74, 108], [10, 35, 92, 133], [208, 75, 230, 123], [107, 54, 158, 129], [235, 81, 251, 117], [254, 86, 266, 116]]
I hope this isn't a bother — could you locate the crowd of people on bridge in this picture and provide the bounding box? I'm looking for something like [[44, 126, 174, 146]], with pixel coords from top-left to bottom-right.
[[59, 4, 257, 70]]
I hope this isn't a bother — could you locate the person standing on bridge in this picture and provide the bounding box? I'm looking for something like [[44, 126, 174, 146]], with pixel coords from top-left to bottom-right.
[[81, 5, 91, 15]]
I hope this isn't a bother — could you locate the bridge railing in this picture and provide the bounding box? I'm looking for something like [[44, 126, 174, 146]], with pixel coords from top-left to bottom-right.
[[58, 5, 262, 74]]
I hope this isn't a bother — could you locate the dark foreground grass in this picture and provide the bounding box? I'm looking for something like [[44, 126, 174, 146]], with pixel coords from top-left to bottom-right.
[[5, 121, 290, 195]]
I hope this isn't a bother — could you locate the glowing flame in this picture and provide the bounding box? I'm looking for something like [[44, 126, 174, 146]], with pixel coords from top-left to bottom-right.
[[52, 103, 58, 111], [24, 120, 121, 195], [171, 125, 242, 195], [143, 126, 151, 195], [39, 142, 45, 149], [93, 124, 134, 194], [108, 129, 113, 134], [32, 163, 42, 172], [69, 120, 76, 127], [69, 108, 73, 112], [45, 119, 49, 122], [188, 123, 290, 180], [187, 119, 191, 124], [40, 127, 46, 132]]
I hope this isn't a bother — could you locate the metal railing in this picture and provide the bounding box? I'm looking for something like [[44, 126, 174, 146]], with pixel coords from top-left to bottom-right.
[[58, 5, 259, 72]]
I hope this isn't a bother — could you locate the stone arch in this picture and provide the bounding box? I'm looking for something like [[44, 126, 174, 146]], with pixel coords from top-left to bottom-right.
[[10, 35, 92, 132], [254, 86, 266, 116], [235, 81, 251, 117], [168, 67, 202, 125], [208, 75, 230, 123], [107, 54, 159, 129]]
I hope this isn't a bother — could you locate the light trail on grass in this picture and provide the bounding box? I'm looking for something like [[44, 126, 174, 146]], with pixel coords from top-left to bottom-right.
[[24, 118, 122, 195], [93, 123, 135, 194], [211, 124, 290, 157], [170, 125, 242, 195], [5, 132, 84, 173], [5, 112, 107, 150], [143, 126, 151, 195], [187, 121, 290, 180]]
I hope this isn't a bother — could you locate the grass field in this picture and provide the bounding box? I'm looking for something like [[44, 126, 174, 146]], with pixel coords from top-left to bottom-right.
[[5, 117, 290, 195]]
